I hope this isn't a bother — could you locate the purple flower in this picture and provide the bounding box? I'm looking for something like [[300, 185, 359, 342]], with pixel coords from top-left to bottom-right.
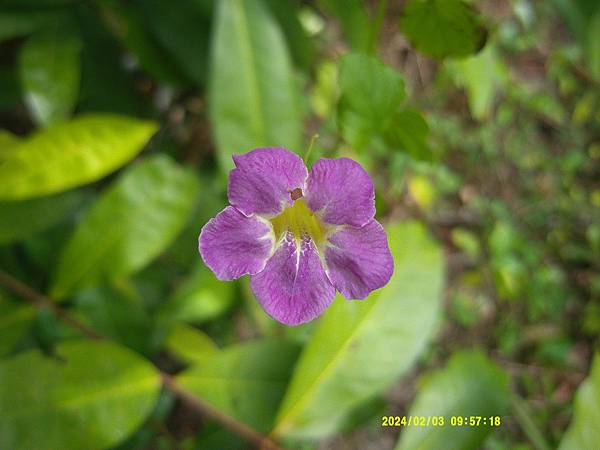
[[199, 147, 394, 326]]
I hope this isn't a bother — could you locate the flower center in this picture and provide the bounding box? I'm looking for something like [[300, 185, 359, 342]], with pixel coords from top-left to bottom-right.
[[270, 199, 327, 244]]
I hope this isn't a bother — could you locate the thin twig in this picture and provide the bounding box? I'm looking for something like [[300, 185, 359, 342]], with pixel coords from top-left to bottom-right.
[[0, 270, 103, 339], [162, 373, 282, 450], [0, 269, 280, 450]]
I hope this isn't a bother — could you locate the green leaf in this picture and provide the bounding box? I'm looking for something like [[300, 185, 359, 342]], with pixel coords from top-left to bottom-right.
[[210, 0, 302, 171], [157, 263, 235, 324], [0, 340, 161, 450], [384, 108, 432, 161], [166, 324, 218, 364], [0, 295, 35, 357], [0, 114, 157, 201], [273, 221, 444, 439], [0, 190, 85, 244], [587, 10, 600, 81], [134, 0, 211, 86], [19, 28, 82, 126], [74, 285, 155, 355], [264, 0, 316, 70], [318, 0, 370, 51], [559, 352, 600, 450], [394, 351, 510, 450], [0, 9, 63, 42], [447, 44, 508, 121], [399, 0, 486, 59], [339, 53, 431, 159], [98, 0, 186, 86], [339, 53, 405, 148], [77, 6, 147, 116], [51, 155, 199, 299], [177, 339, 300, 432]]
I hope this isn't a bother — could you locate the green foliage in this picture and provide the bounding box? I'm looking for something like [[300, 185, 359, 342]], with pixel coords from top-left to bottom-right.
[[18, 27, 82, 126], [0, 295, 35, 356], [273, 221, 444, 439], [394, 351, 510, 450], [0, 114, 157, 200], [0, 340, 160, 450], [166, 323, 218, 364], [339, 53, 431, 160], [0, 2, 596, 449], [446, 44, 508, 121], [559, 353, 600, 449], [318, 0, 370, 51], [400, 0, 486, 59], [0, 190, 85, 243], [0, 8, 64, 42], [210, 0, 302, 170], [134, 0, 211, 86], [158, 263, 235, 324], [51, 155, 198, 299], [73, 285, 156, 355], [177, 339, 301, 432]]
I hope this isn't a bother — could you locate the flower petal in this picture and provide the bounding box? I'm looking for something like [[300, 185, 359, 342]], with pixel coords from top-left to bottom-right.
[[324, 220, 393, 299], [228, 147, 308, 217], [199, 206, 274, 280], [305, 157, 375, 227], [251, 233, 335, 326]]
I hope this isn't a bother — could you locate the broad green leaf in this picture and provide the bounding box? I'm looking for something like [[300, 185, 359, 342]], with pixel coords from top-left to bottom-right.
[[447, 45, 508, 121], [51, 155, 199, 298], [0, 295, 35, 356], [318, 0, 370, 51], [0, 9, 63, 42], [177, 339, 300, 432], [166, 324, 218, 364], [273, 221, 444, 439], [134, 0, 212, 86], [384, 108, 432, 161], [559, 352, 600, 450], [339, 53, 405, 149], [78, 6, 147, 115], [74, 285, 155, 355], [0, 190, 85, 243], [210, 0, 302, 170], [19, 28, 82, 126], [394, 351, 510, 450], [399, 0, 486, 59], [0, 340, 160, 450], [97, 1, 186, 86], [0, 114, 157, 200], [339, 53, 431, 160], [157, 263, 235, 324], [264, 0, 316, 70]]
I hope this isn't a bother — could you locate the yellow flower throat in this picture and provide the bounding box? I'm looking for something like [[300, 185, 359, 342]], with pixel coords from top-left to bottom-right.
[[270, 199, 327, 244]]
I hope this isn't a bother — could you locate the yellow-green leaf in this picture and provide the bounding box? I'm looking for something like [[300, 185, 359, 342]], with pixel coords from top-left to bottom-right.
[[0, 114, 157, 201], [51, 155, 198, 299]]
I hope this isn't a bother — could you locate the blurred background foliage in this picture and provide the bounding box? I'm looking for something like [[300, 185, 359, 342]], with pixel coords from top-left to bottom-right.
[[0, 0, 598, 449]]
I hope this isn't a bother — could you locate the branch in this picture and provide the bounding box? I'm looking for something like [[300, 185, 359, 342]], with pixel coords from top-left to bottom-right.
[[0, 269, 281, 450], [0, 270, 104, 339]]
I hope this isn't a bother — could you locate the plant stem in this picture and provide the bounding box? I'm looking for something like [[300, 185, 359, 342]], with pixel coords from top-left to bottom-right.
[[304, 133, 319, 164], [511, 394, 552, 450], [0, 269, 281, 450]]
